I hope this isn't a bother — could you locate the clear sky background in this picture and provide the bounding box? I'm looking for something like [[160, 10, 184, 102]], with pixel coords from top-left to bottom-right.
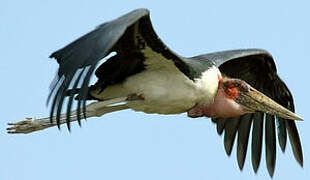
[[1, 0, 309, 179]]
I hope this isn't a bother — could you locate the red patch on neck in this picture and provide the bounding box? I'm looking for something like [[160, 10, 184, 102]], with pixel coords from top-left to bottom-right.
[[225, 82, 239, 99], [218, 74, 223, 83], [226, 88, 239, 99]]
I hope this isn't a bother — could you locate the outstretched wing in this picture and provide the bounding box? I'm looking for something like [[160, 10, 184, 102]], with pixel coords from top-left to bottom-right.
[[48, 9, 192, 130], [191, 49, 303, 177]]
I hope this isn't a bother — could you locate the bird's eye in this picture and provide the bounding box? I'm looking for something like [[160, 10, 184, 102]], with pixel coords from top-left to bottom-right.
[[225, 86, 239, 99], [225, 81, 234, 88]]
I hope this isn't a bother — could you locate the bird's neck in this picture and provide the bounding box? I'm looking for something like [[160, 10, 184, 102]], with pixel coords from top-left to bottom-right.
[[187, 86, 247, 118]]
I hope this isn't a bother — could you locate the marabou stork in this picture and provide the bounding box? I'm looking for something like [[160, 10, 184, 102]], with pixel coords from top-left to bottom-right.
[[7, 8, 303, 177]]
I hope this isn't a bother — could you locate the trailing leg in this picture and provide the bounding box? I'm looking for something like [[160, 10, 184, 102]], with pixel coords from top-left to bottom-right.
[[7, 97, 129, 134]]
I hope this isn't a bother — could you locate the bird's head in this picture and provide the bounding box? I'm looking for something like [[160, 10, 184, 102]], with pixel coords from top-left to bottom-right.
[[195, 77, 303, 120]]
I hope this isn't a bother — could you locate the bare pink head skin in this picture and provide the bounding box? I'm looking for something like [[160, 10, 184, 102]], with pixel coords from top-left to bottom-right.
[[188, 76, 303, 121]]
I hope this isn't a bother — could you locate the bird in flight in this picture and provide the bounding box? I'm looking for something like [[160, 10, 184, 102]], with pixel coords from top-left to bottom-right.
[[8, 8, 303, 177]]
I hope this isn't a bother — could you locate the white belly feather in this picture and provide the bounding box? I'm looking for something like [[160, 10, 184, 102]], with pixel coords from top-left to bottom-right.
[[124, 68, 197, 114], [91, 46, 220, 114]]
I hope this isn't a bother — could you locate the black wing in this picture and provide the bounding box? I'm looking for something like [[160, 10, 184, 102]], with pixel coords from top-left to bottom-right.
[[48, 8, 192, 130], [191, 49, 303, 176]]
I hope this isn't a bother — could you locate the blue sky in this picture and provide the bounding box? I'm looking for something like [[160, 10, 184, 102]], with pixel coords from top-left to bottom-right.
[[1, 0, 309, 179]]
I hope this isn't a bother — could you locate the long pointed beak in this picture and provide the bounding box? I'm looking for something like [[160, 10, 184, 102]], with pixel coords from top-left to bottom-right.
[[238, 86, 303, 121]]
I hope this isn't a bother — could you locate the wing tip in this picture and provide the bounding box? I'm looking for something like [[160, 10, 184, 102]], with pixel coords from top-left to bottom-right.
[[267, 168, 275, 178], [49, 50, 62, 64], [294, 149, 303, 168], [134, 8, 150, 14], [49, 53, 56, 59], [252, 162, 259, 174]]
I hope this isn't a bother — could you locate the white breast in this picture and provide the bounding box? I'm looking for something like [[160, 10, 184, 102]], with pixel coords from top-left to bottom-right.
[[192, 65, 221, 104]]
